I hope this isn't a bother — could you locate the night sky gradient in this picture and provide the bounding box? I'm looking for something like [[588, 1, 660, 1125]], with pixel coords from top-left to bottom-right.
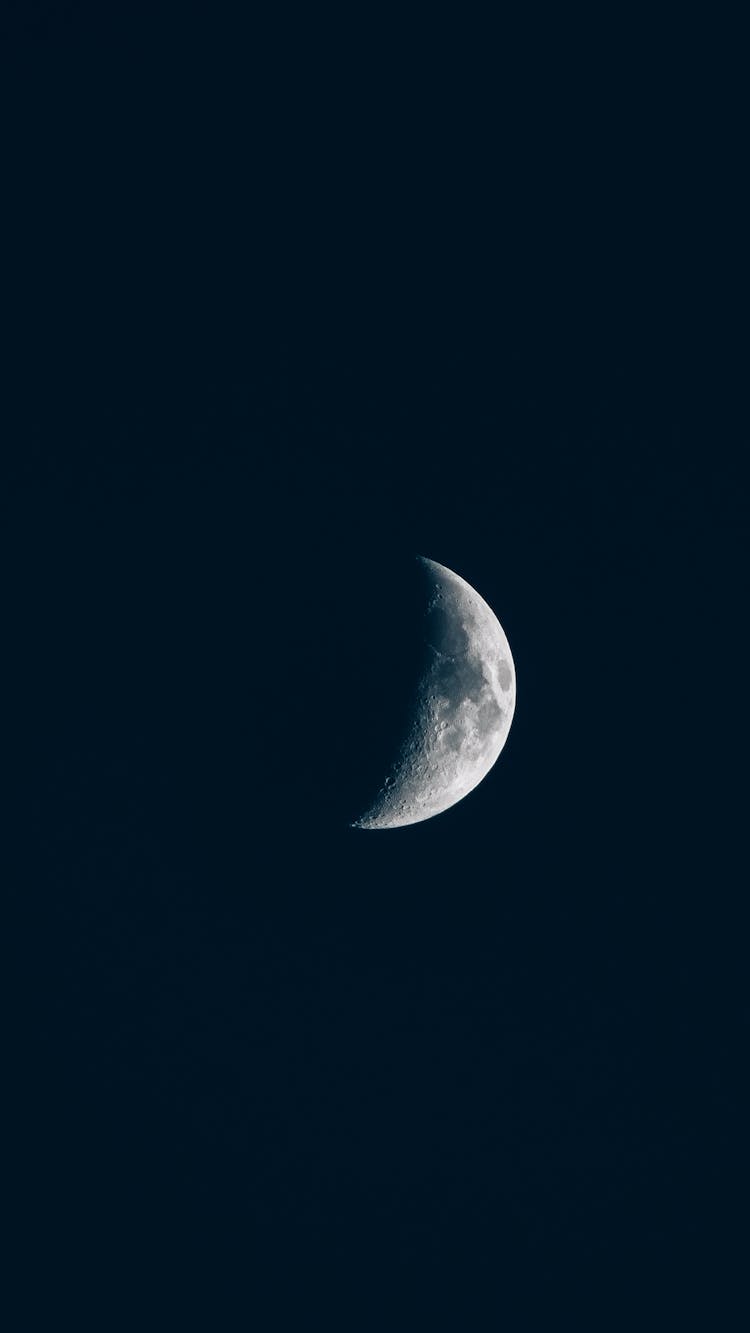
[[5, 8, 745, 1325]]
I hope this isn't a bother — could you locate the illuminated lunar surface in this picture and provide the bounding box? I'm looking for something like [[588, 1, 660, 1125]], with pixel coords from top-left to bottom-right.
[[352, 557, 516, 829]]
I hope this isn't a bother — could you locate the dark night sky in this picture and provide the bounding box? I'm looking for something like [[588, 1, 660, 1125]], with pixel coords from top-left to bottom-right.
[[5, 8, 745, 1325]]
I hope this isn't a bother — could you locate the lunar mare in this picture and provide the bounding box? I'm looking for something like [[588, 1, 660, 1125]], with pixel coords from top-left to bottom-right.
[[352, 556, 516, 829]]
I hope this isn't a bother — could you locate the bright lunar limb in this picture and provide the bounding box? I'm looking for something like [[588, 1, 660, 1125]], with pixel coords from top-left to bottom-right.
[[352, 556, 516, 829]]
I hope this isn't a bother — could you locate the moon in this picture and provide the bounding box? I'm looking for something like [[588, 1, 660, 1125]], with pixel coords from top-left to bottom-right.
[[352, 556, 516, 829]]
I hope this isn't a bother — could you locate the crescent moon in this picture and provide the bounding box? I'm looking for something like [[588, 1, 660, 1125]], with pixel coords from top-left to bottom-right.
[[352, 556, 516, 829]]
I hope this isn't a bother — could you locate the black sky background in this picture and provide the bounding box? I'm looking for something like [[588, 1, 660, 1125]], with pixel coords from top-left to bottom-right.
[[5, 8, 746, 1324]]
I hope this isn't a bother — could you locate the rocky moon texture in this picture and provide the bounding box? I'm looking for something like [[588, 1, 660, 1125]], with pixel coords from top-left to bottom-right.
[[353, 557, 516, 829]]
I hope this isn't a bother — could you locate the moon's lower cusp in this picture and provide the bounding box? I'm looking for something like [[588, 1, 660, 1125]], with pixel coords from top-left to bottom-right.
[[353, 557, 516, 830]]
